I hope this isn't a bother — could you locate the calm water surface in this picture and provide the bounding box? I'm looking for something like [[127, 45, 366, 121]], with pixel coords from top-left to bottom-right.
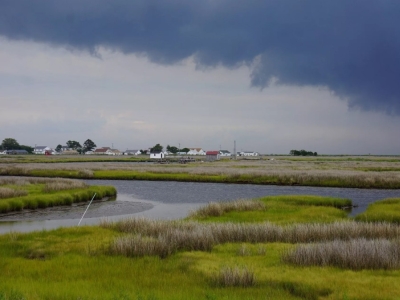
[[1, 180, 399, 233]]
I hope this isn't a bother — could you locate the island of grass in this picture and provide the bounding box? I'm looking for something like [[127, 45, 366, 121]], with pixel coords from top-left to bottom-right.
[[1, 194, 400, 299], [0, 177, 116, 213]]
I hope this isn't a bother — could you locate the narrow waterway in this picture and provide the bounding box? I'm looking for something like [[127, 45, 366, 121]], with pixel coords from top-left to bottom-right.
[[1, 180, 399, 233]]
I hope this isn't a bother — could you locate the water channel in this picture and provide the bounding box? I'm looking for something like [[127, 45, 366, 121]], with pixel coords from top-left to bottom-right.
[[1, 179, 400, 233]]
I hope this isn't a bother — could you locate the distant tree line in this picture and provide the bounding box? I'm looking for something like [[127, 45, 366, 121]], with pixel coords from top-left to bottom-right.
[[290, 149, 318, 156], [139, 144, 191, 154], [0, 138, 34, 153], [55, 139, 97, 154], [0, 138, 97, 155]]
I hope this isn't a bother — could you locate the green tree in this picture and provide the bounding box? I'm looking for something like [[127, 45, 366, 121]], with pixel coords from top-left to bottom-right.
[[83, 139, 97, 153], [151, 143, 163, 153], [181, 147, 190, 153], [1, 138, 20, 150], [166, 145, 179, 154], [55, 145, 62, 153], [66, 140, 82, 150]]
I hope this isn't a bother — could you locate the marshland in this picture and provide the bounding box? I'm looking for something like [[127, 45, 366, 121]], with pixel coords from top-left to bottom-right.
[[2, 154, 400, 188], [1, 155, 400, 299]]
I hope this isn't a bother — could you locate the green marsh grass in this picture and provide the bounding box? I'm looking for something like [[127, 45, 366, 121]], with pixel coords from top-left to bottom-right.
[[355, 197, 400, 223], [188, 195, 351, 224], [0, 178, 116, 213], [2, 194, 400, 299], [3, 155, 400, 188]]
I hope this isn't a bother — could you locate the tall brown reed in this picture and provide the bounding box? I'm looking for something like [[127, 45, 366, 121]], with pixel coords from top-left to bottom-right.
[[188, 199, 266, 218], [283, 238, 400, 270], [42, 180, 88, 192], [104, 219, 400, 258], [0, 187, 28, 199], [215, 266, 255, 287]]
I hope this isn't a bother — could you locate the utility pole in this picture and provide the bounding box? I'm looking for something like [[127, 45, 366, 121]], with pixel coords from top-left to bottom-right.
[[234, 140, 236, 160]]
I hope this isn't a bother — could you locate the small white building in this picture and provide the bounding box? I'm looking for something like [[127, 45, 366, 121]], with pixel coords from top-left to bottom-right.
[[206, 151, 220, 161], [34, 146, 52, 154], [239, 151, 259, 157], [219, 150, 231, 157], [187, 148, 206, 155], [106, 149, 122, 156], [150, 152, 165, 159], [124, 150, 141, 155]]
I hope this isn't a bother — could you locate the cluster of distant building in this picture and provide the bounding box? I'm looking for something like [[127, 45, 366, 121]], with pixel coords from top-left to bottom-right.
[[0, 146, 259, 161]]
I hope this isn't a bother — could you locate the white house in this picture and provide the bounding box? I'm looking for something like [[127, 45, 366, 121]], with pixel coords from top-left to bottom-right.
[[150, 152, 165, 159], [34, 146, 52, 154], [219, 150, 231, 157], [187, 148, 206, 155], [106, 149, 122, 156], [239, 151, 259, 156], [124, 149, 141, 155]]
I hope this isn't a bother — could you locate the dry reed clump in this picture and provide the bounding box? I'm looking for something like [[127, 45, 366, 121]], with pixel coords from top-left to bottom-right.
[[77, 169, 94, 178], [0, 187, 28, 199], [104, 219, 400, 258], [0, 166, 29, 176], [283, 238, 400, 270], [188, 199, 266, 218], [0, 178, 30, 186], [109, 234, 174, 258], [215, 266, 255, 287], [42, 179, 88, 192]]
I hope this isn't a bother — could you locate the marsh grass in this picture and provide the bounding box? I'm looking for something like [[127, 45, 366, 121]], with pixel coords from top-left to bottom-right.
[[283, 238, 400, 270], [104, 219, 400, 259], [0, 188, 27, 199], [188, 195, 351, 224], [42, 179, 88, 192], [215, 266, 255, 287], [356, 198, 400, 223], [0, 177, 116, 213], [188, 199, 266, 218], [3, 156, 400, 188]]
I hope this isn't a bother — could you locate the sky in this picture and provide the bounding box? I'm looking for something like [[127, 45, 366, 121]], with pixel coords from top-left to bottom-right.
[[1, 0, 400, 155]]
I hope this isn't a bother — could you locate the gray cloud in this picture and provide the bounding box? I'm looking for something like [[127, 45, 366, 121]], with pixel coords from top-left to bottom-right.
[[1, 0, 400, 113]]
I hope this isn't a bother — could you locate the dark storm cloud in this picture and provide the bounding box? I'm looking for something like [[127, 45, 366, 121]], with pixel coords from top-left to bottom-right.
[[1, 0, 400, 113]]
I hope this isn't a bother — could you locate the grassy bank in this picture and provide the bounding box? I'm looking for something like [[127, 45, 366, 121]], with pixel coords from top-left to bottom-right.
[[187, 195, 351, 224], [2, 165, 400, 188], [0, 177, 116, 213], [355, 197, 400, 223], [1, 195, 400, 299]]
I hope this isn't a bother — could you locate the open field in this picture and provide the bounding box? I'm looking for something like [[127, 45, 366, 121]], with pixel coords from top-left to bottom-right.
[[1, 155, 400, 188], [1, 195, 400, 299]]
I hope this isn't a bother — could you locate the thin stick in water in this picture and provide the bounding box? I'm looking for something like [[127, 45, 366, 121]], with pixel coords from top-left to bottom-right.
[[78, 193, 96, 226]]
